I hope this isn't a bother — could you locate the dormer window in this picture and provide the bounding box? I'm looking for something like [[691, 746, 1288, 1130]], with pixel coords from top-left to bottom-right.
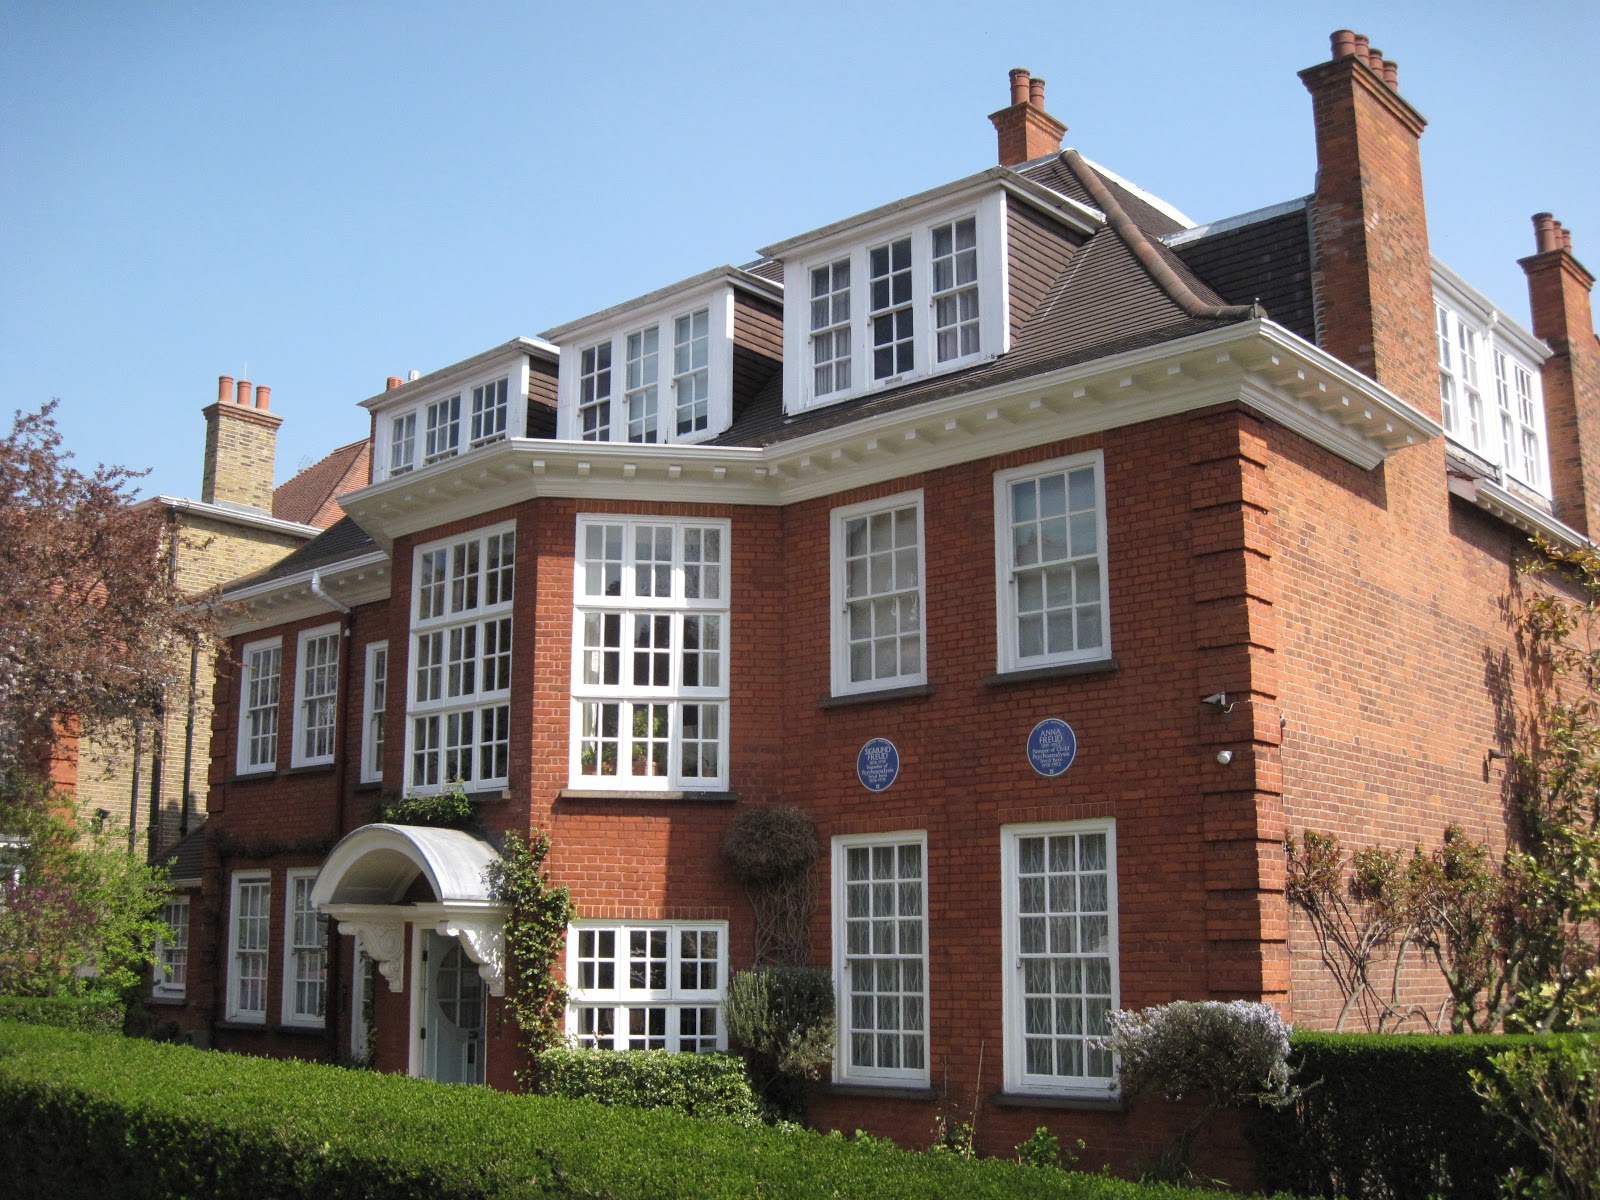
[[470, 378, 508, 448], [424, 396, 461, 465], [390, 412, 417, 476], [625, 326, 661, 442], [674, 309, 710, 435]]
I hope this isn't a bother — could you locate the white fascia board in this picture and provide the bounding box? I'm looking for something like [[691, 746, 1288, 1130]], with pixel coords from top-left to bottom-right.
[[1162, 197, 1310, 248], [220, 550, 391, 636], [1448, 473, 1587, 550], [1070, 152, 1196, 229], [357, 338, 556, 413], [1432, 259, 1550, 363], [540, 266, 782, 343], [145, 496, 321, 540]]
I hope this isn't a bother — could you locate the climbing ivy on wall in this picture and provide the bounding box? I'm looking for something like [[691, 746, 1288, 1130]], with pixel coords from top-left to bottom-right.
[[484, 828, 574, 1086]]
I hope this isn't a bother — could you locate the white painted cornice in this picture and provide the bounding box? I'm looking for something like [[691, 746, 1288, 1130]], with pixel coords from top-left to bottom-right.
[[219, 550, 391, 636], [1447, 471, 1586, 550]]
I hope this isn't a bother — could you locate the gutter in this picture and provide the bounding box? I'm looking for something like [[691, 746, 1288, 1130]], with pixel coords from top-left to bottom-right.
[[309, 570, 352, 616]]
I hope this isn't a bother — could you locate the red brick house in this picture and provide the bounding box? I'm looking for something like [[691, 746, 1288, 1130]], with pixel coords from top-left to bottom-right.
[[161, 31, 1598, 1170]]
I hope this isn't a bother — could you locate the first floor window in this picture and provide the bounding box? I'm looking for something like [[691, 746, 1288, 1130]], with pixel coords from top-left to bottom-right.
[[283, 870, 327, 1026], [293, 625, 339, 767], [566, 922, 726, 1052], [228, 873, 270, 1023], [362, 641, 388, 783], [833, 833, 927, 1083], [1001, 820, 1117, 1095], [238, 638, 282, 774], [831, 492, 925, 695], [153, 896, 189, 998]]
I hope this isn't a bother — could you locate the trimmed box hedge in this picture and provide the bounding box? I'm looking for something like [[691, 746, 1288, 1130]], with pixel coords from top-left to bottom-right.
[[1250, 1030, 1562, 1199], [0, 1022, 1233, 1199], [534, 1046, 765, 1125], [0, 991, 124, 1032]]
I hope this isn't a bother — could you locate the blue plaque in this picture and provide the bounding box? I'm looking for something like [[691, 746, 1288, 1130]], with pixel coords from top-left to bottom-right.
[[1027, 719, 1077, 777], [856, 737, 900, 792]]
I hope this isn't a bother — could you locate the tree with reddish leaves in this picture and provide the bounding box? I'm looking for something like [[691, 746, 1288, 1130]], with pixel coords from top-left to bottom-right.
[[0, 401, 214, 774]]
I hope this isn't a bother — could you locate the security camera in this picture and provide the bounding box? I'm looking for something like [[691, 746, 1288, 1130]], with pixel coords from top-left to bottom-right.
[[1216, 750, 1233, 765]]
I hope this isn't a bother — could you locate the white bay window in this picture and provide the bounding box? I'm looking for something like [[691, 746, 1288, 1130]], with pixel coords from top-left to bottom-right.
[[567, 921, 726, 1052]]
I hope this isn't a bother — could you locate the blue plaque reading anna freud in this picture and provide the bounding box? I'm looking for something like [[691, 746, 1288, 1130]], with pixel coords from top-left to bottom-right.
[[1027, 718, 1077, 777], [856, 738, 900, 792]]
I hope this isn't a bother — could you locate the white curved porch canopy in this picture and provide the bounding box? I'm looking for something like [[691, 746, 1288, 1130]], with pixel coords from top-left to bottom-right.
[[311, 823, 507, 996]]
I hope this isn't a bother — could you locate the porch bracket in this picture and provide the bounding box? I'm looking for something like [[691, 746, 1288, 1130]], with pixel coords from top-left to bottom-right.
[[438, 918, 507, 996]]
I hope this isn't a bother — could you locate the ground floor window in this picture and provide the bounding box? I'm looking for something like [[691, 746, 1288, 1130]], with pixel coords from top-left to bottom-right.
[[566, 921, 726, 1052], [1001, 820, 1118, 1095], [282, 869, 327, 1026], [153, 896, 189, 999], [226, 872, 270, 1023]]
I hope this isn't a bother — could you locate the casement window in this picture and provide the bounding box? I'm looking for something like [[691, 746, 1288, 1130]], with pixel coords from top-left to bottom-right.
[[292, 624, 340, 768], [1435, 289, 1549, 494], [570, 516, 729, 790], [237, 637, 283, 775], [830, 492, 925, 696], [282, 870, 327, 1027], [578, 344, 613, 441], [673, 309, 710, 436], [390, 412, 417, 476], [1001, 820, 1118, 1096], [625, 326, 661, 443], [869, 236, 915, 380], [469, 377, 509, 448], [833, 833, 928, 1084], [810, 258, 852, 397], [1437, 303, 1487, 455], [361, 641, 388, 784], [424, 395, 461, 465], [993, 452, 1109, 673], [153, 896, 189, 999], [566, 921, 726, 1052], [227, 872, 271, 1024], [407, 524, 515, 793]]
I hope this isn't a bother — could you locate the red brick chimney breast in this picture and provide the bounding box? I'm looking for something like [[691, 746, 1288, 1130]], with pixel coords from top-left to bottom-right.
[[989, 67, 1067, 167]]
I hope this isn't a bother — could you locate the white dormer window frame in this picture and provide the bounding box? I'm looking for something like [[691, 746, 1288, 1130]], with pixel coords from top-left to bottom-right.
[[555, 284, 737, 446], [782, 188, 1008, 414], [371, 358, 533, 484]]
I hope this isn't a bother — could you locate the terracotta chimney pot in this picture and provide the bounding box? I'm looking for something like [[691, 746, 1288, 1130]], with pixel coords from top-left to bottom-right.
[[254, 384, 270, 411], [1534, 213, 1558, 254], [1330, 30, 1357, 59], [218, 375, 234, 405], [1009, 68, 1030, 107], [386, 375, 404, 391], [236, 379, 253, 408], [1382, 59, 1399, 89], [1029, 76, 1046, 108]]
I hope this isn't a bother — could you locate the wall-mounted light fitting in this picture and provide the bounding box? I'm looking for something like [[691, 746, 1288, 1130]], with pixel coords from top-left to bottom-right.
[[1216, 750, 1233, 765], [1487, 748, 1509, 761], [1201, 692, 1235, 714]]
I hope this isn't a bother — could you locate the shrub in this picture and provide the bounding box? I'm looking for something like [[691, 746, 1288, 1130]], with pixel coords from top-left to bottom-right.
[[483, 828, 573, 1081], [1472, 1035, 1600, 1200], [534, 1047, 763, 1126], [379, 786, 475, 829], [0, 991, 124, 1033], [723, 807, 819, 965], [724, 966, 835, 1120]]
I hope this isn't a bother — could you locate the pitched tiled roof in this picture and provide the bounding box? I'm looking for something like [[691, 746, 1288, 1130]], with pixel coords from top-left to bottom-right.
[[1018, 154, 1189, 238], [1171, 205, 1317, 344], [272, 440, 371, 528], [229, 515, 380, 591], [158, 827, 205, 885]]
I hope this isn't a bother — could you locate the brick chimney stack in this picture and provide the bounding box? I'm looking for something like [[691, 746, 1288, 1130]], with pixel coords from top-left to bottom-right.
[[201, 372, 284, 510], [1521, 215, 1600, 534], [1300, 30, 1436, 417], [989, 68, 1067, 167]]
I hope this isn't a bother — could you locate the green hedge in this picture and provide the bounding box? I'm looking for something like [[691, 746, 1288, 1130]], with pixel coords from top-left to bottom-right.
[[534, 1046, 764, 1125], [0, 991, 124, 1033], [0, 1021, 1230, 1200], [1250, 1030, 1559, 1199]]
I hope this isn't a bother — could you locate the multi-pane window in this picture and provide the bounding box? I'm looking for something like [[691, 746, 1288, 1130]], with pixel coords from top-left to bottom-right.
[[834, 834, 927, 1083], [932, 217, 980, 363], [571, 517, 728, 790], [293, 625, 339, 767], [994, 454, 1108, 672], [153, 897, 189, 998], [1436, 295, 1548, 492], [470, 377, 509, 448], [1437, 304, 1486, 454], [625, 327, 660, 443], [361, 642, 388, 784], [831, 493, 924, 695], [389, 412, 417, 476], [579, 343, 613, 441], [283, 870, 327, 1027], [1002, 821, 1117, 1095], [567, 922, 726, 1053], [228, 873, 270, 1023], [238, 638, 282, 774], [673, 309, 710, 436], [870, 236, 914, 380], [424, 395, 461, 465], [408, 525, 515, 792], [811, 259, 852, 397]]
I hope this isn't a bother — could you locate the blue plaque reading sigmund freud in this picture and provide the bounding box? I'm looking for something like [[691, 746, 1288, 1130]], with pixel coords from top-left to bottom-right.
[[1027, 718, 1077, 777], [856, 738, 900, 792]]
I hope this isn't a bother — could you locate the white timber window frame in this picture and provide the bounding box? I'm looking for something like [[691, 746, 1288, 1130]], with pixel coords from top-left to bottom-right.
[[832, 831, 929, 1085], [423, 394, 461, 465], [226, 871, 271, 1024], [152, 895, 189, 999], [281, 869, 328, 1028], [389, 411, 417, 476], [830, 491, 926, 697], [291, 624, 341, 768], [555, 284, 737, 446], [569, 515, 730, 791], [993, 451, 1110, 674], [469, 376, 509, 448], [565, 920, 727, 1052], [1001, 819, 1119, 1097], [406, 522, 515, 794], [370, 358, 532, 483], [236, 636, 283, 776], [361, 641, 389, 784], [781, 188, 1007, 414]]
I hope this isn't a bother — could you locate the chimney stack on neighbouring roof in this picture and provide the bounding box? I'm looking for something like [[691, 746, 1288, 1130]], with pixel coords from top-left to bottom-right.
[[386, 376, 403, 391], [989, 67, 1067, 168], [1521, 214, 1600, 535], [201, 371, 284, 510]]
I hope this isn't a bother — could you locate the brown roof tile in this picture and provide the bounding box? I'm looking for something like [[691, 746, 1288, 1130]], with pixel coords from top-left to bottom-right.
[[272, 440, 371, 529]]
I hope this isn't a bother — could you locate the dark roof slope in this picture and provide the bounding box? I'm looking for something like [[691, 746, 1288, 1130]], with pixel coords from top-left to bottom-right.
[[158, 827, 205, 884], [228, 515, 380, 591], [1171, 205, 1317, 344], [273, 440, 371, 528], [1018, 153, 1188, 238]]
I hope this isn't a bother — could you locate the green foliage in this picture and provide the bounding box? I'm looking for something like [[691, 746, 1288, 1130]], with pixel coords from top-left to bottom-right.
[[724, 966, 835, 1120], [534, 1047, 764, 1126], [0, 1020, 1242, 1199], [0, 780, 171, 996], [379, 785, 475, 830], [482, 828, 573, 1083], [1472, 1035, 1600, 1200], [1016, 1127, 1084, 1170], [929, 1116, 975, 1158], [1250, 1030, 1569, 1199], [722, 806, 819, 965], [0, 991, 124, 1033]]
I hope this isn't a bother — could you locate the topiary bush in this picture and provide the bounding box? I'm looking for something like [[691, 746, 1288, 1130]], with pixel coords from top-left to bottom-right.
[[723, 807, 818, 965], [534, 1047, 763, 1126]]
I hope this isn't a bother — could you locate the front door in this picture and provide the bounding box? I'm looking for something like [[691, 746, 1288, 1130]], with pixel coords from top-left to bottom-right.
[[421, 931, 485, 1084]]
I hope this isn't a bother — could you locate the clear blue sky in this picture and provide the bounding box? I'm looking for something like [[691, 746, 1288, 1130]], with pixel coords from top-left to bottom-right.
[[3, 1, 1595, 500]]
